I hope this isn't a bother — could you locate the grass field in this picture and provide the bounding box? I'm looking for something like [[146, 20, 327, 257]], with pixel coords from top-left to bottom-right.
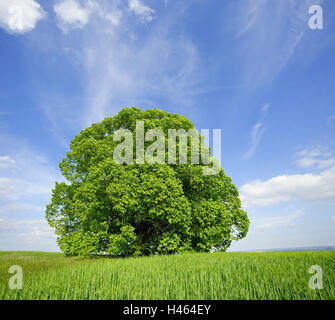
[[0, 251, 334, 300]]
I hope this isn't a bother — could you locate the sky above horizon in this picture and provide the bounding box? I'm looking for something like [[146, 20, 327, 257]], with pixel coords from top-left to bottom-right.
[[0, 0, 334, 252]]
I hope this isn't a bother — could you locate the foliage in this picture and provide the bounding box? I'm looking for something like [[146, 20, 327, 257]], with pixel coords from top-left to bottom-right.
[[46, 107, 249, 256]]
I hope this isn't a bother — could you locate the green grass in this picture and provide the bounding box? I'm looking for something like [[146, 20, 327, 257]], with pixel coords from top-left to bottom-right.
[[0, 251, 334, 300]]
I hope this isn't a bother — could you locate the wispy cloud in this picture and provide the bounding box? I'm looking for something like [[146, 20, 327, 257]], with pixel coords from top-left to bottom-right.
[[245, 103, 269, 158], [224, 0, 323, 87], [54, 0, 125, 33], [234, 0, 266, 37], [0, 155, 15, 168], [31, 1, 203, 133], [81, 26, 202, 126], [296, 147, 335, 170], [128, 0, 155, 23], [0, 178, 15, 201], [0, 135, 62, 216], [255, 210, 303, 230]]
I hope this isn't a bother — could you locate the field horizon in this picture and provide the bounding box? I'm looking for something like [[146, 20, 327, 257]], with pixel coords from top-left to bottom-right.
[[2, 244, 335, 254]]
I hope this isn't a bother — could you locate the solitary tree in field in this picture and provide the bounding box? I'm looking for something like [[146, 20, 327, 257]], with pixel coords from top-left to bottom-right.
[[46, 107, 249, 256]]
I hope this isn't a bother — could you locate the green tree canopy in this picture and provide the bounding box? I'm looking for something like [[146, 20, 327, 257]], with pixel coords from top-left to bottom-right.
[[46, 107, 249, 256]]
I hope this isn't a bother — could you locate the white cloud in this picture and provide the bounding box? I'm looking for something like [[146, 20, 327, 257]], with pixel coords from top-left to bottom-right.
[[54, 0, 91, 32], [129, 0, 155, 23], [245, 103, 269, 158], [296, 148, 335, 170], [0, 155, 15, 168], [0, 218, 57, 250], [17, 219, 56, 243], [0, 0, 46, 34], [332, 217, 335, 221], [240, 166, 335, 209]]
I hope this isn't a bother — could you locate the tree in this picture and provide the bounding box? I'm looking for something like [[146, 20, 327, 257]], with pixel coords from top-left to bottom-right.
[[46, 107, 249, 256]]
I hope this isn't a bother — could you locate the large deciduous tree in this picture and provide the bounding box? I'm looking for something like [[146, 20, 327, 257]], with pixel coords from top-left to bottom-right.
[[46, 107, 249, 256]]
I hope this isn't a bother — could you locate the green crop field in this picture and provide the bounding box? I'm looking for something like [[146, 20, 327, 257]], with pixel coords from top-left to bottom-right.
[[0, 251, 334, 300]]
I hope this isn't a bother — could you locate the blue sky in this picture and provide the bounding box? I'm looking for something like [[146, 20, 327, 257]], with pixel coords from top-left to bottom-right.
[[0, 0, 334, 252]]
